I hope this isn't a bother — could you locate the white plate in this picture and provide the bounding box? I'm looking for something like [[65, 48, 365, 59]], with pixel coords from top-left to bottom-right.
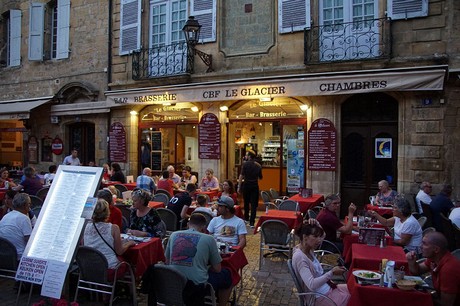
[[352, 270, 382, 281], [403, 276, 428, 287]]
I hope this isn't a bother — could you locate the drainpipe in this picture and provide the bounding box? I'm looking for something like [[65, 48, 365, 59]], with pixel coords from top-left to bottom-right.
[[107, 0, 113, 91]]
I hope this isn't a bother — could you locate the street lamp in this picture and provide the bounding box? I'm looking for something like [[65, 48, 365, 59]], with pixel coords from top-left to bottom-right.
[[182, 16, 213, 73]]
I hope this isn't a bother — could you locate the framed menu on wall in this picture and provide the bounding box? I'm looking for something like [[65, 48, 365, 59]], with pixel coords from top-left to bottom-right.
[[198, 113, 221, 159], [109, 122, 127, 162]]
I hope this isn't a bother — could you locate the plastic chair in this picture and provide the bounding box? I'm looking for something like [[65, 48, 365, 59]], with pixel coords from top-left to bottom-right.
[[440, 213, 457, 251], [155, 189, 172, 199], [269, 188, 289, 204], [31, 206, 42, 218], [153, 193, 170, 206], [261, 190, 278, 211], [144, 264, 187, 306], [156, 208, 178, 234], [287, 259, 338, 306], [35, 187, 49, 201], [29, 195, 43, 208], [0, 237, 33, 306], [422, 226, 436, 236], [417, 216, 427, 229], [421, 202, 433, 228], [278, 200, 298, 212], [259, 220, 293, 269], [114, 184, 128, 197], [74, 246, 137, 306], [191, 211, 213, 226], [307, 209, 317, 219]]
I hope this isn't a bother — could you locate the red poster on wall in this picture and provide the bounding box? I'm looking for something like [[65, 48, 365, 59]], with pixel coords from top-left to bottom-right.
[[308, 118, 337, 171], [52, 136, 64, 155], [109, 122, 127, 162], [198, 113, 221, 159], [28, 136, 38, 164]]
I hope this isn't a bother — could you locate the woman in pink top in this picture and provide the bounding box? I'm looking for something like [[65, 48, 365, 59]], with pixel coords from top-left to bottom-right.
[[157, 170, 175, 196]]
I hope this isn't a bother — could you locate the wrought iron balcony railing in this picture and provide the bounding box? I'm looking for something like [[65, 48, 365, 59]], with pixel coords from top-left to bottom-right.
[[132, 42, 193, 80], [304, 18, 391, 64]]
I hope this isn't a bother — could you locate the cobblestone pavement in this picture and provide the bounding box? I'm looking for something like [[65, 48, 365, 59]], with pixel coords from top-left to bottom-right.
[[1, 211, 299, 306]]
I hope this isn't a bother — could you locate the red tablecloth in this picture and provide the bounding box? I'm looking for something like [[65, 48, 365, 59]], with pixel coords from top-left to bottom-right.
[[197, 190, 219, 199], [148, 201, 165, 209], [0, 191, 5, 201], [347, 269, 433, 306], [343, 234, 393, 264], [123, 237, 166, 279], [102, 181, 137, 190], [221, 246, 248, 286], [288, 194, 324, 214], [254, 210, 303, 234], [365, 204, 393, 216], [349, 244, 408, 273]]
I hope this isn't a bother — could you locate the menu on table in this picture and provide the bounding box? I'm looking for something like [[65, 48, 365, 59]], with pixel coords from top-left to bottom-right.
[[358, 228, 385, 246]]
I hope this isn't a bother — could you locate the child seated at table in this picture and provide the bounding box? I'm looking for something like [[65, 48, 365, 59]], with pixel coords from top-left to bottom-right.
[[194, 194, 217, 217]]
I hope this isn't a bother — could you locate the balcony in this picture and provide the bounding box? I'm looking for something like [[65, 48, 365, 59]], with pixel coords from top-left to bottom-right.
[[304, 18, 391, 64], [132, 42, 193, 80]]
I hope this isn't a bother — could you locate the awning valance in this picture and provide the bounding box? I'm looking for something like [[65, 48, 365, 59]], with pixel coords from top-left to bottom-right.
[[0, 98, 52, 120], [50, 101, 111, 116], [105, 66, 447, 105]]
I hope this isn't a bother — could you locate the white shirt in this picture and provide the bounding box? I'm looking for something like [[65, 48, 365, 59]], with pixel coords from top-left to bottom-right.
[[394, 215, 423, 252], [449, 207, 460, 228], [0, 210, 32, 260], [415, 190, 432, 213]]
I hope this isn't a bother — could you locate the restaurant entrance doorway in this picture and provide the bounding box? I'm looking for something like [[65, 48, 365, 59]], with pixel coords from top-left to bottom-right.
[[340, 93, 398, 215]]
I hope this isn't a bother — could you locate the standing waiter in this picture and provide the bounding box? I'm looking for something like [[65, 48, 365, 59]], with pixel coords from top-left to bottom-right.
[[237, 149, 262, 227]]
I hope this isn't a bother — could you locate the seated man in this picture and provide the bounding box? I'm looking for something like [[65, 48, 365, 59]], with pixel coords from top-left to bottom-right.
[[165, 214, 233, 306], [415, 181, 433, 214], [430, 184, 455, 232], [406, 231, 460, 306], [0, 193, 33, 260], [167, 183, 196, 229], [136, 167, 157, 193], [207, 196, 247, 249], [316, 194, 356, 252]]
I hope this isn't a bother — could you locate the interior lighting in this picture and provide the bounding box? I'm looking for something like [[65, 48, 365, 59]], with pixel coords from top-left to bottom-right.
[[300, 104, 309, 111], [191, 106, 199, 112], [130, 110, 138, 116], [220, 105, 229, 112], [259, 97, 273, 102]]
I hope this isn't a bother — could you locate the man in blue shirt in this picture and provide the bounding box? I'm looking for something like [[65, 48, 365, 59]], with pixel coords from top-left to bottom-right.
[[136, 167, 156, 193], [430, 184, 454, 231]]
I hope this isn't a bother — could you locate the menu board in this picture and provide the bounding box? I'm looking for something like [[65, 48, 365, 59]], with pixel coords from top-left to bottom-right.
[[151, 131, 162, 151], [109, 122, 127, 162], [198, 113, 221, 159], [151, 151, 162, 171], [308, 118, 337, 171], [17, 166, 102, 298]]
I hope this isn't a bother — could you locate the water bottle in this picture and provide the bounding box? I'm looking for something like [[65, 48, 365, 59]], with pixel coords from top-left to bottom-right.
[[265, 204, 269, 214], [4, 181, 9, 189]]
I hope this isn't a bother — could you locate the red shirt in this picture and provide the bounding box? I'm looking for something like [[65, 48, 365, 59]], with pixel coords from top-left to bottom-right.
[[217, 191, 238, 206], [108, 205, 123, 230], [425, 252, 460, 304], [157, 179, 174, 197], [317, 208, 343, 242]]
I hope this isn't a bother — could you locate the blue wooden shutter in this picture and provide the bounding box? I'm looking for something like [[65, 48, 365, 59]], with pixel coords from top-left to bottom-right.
[[387, 0, 428, 20], [120, 0, 141, 55], [278, 0, 311, 34], [9, 10, 22, 66], [190, 0, 216, 43], [29, 3, 45, 61], [56, 0, 70, 59]]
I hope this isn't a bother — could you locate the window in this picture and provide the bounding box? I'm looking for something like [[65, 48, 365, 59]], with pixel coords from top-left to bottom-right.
[[319, 0, 379, 61], [278, 0, 311, 34], [1, 10, 21, 67], [119, 0, 141, 55], [28, 0, 70, 61], [387, 0, 428, 20]]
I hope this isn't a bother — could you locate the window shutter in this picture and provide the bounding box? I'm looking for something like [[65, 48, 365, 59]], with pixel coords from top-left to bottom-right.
[[278, 0, 311, 34], [56, 0, 70, 59], [28, 3, 45, 61], [387, 0, 428, 20], [120, 0, 141, 55], [9, 10, 22, 67], [190, 0, 216, 43]]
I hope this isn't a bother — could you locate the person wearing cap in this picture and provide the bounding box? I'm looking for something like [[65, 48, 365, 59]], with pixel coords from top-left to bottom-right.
[[207, 196, 247, 248], [238, 149, 262, 227]]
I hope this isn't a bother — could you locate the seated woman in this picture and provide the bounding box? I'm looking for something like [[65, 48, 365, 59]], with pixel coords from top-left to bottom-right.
[[83, 199, 135, 268], [127, 189, 166, 238], [157, 170, 175, 197], [180, 166, 197, 189], [200, 168, 219, 191], [194, 194, 217, 217], [0, 167, 17, 190], [292, 223, 350, 306], [369, 196, 423, 253], [110, 163, 126, 184], [375, 180, 398, 206], [12, 167, 43, 196], [217, 180, 238, 205]]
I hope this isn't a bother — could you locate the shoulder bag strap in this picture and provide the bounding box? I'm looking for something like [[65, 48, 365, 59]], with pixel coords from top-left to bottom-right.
[[92, 222, 119, 256]]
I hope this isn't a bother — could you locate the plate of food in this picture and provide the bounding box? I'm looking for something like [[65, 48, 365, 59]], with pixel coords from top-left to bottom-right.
[[403, 276, 428, 287], [352, 270, 382, 281]]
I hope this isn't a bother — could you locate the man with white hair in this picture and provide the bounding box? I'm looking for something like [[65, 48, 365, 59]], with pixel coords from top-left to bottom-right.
[[136, 167, 156, 193], [416, 181, 433, 214], [0, 193, 33, 260], [167, 165, 181, 185]]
